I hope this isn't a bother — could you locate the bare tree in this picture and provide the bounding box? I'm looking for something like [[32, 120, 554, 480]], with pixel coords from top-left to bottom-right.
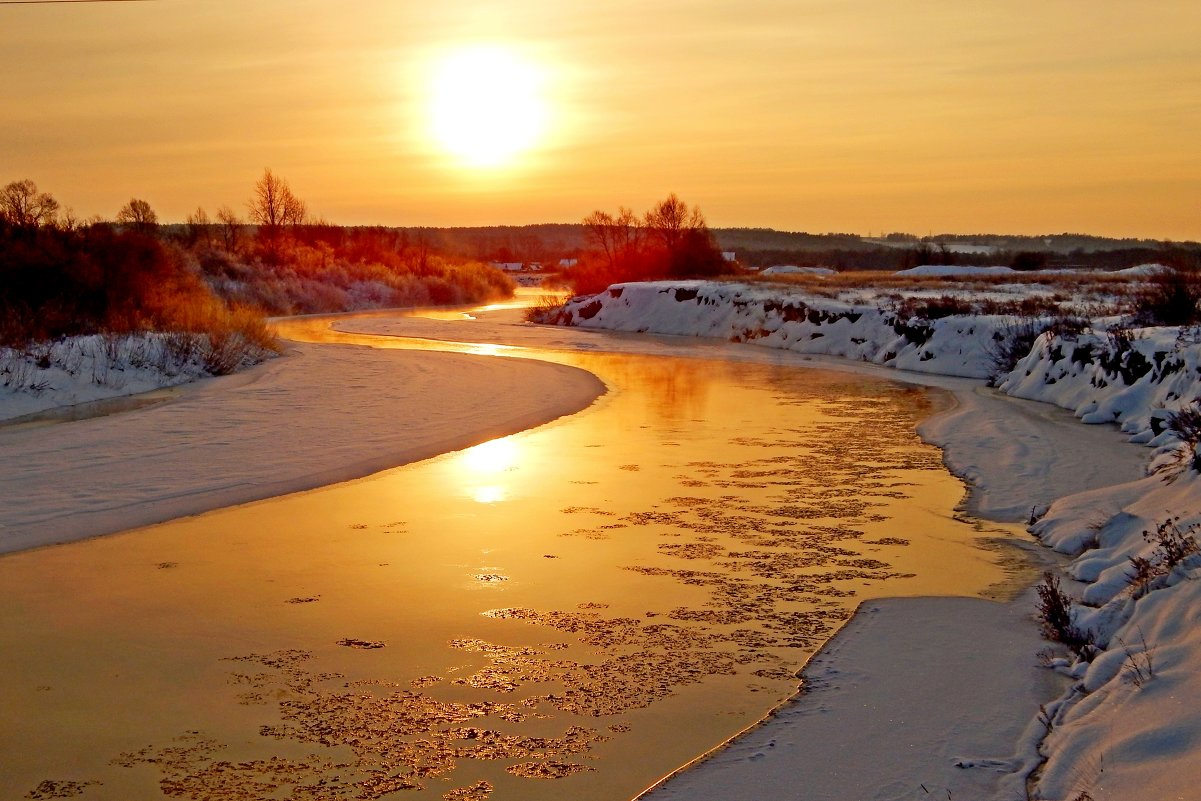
[[1, 179, 60, 228], [645, 192, 705, 253], [283, 190, 306, 228], [582, 210, 618, 271], [185, 206, 213, 248], [116, 198, 159, 234], [402, 228, 433, 273], [58, 207, 83, 232], [215, 205, 243, 252], [583, 206, 643, 273], [647, 193, 724, 277], [248, 168, 306, 256]]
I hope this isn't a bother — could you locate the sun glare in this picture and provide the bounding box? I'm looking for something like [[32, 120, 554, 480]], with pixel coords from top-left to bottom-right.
[[462, 437, 519, 474], [459, 438, 520, 504], [427, 45, 548, 169]]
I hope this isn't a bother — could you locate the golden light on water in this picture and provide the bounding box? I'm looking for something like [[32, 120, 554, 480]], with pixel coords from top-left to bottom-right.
[[462, 437, 519, 474], [460, 437, 520, 503], [426, 44, 549, 169], [472, 486, 507, 504]]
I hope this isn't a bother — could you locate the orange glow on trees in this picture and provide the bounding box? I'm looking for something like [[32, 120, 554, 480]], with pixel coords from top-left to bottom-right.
[[570, 194, 725, 293]]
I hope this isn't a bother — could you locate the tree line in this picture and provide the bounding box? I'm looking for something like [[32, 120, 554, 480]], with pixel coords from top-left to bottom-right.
[[0, 170, 514, 346]]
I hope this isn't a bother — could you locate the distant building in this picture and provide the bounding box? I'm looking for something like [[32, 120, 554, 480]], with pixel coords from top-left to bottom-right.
[[722, 251, 737, 262], [558, 258, 578, 268], [491, 262, 525, 272]]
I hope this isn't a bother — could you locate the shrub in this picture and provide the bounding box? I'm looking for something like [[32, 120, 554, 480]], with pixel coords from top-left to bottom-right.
[[1144, 516, 1199, 569], [1132, 266, 1201, 326], [1011, 250, 1048, 271], [1127, 516, 1200, 596], [985, 318, 1047, 383], [524, 292, 569, 324], [1165, 401, 1201, 471], [1126, 554, 1158, 599], [897, 242, 955, 269], [1036, 572, 1094, 658], [1097, 327, 1153, 385], [0, 347, 46, 391], [891, 293, 974, 320]]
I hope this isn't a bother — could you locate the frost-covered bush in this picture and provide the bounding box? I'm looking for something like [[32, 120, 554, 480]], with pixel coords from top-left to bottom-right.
[[195, 248, 515, 316]]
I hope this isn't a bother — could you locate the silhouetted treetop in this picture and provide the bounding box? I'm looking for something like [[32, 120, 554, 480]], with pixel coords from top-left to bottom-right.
[[116, 198, 159, 234], [1, 179, 59, 229]]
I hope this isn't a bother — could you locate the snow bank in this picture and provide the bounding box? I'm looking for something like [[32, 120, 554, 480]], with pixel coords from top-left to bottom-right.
[[760, 265, 835, 276], [1114, 263, 1171, 276], [644, 594, 1064, 801], [1000, 327, 1201, 443], [0, 328, 604, 554], [551, 282, 1201, 453], [0, 332, 274, 423], [896, 264, 1015, 277], [548, 280, 1017, 379], [1029, 470, 1201, 801], [897, 263, 1168, 278]]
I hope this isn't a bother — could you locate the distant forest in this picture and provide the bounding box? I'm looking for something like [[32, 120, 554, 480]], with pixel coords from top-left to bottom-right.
[[291, 223, 1201, 273]]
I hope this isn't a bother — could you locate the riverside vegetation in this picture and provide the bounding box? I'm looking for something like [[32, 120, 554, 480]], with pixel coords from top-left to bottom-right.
[[0, 173, 515, 390]]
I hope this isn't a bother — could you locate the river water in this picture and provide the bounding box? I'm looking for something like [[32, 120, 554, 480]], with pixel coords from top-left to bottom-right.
[[0, 304, 1024, 801]]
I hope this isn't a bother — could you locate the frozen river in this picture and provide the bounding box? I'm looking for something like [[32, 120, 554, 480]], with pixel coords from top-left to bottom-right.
[[0, 300, 1026, 801]]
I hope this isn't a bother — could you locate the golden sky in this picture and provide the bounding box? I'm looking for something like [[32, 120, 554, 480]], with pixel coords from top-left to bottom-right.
[[3, 0, 1199, 239]]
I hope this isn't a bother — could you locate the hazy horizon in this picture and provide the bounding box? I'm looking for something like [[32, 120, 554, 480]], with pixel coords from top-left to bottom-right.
[[4, 0, 1199, 240]]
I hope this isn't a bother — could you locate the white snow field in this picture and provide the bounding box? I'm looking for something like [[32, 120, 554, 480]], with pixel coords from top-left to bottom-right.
[[549, 279, 1201, 801], [2, 275, 1199, 800]]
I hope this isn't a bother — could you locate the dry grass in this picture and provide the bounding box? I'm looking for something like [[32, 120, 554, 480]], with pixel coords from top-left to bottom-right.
[[738, 268, 1147, 293], [1037, 572, 1096, 659], [524, 292, 570, 323], [719, 269, 1162, 320]]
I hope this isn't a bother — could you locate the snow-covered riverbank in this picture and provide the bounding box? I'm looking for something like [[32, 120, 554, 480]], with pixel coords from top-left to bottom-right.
[[0, 331, 276, 423], [0, 323, 604, 553], [548, 280, 1201, 801]]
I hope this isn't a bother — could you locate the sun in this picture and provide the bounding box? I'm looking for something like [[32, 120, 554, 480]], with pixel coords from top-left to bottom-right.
[[426, 45, 548, 169]]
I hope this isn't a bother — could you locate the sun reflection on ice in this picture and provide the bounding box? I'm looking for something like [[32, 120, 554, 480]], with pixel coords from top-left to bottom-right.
[[472, 486, 507, 504], [459, 438, 520, 503]]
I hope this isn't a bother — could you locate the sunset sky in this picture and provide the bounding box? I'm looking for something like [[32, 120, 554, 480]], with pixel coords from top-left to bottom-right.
[[4, 0, 1199, 239]]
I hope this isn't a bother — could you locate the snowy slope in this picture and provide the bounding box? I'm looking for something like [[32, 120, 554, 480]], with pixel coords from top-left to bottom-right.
[[1000, 327, 1201, 443], [546, 280, 1015, 378], [1030, 470, 1201, 801]]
